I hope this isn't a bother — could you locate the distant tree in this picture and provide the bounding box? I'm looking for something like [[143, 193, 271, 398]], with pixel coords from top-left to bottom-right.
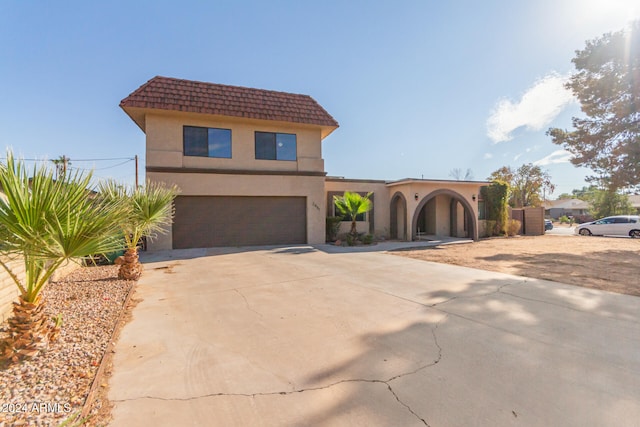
[[547, 21, 640, 189], [488, 163, 555, 207], [571, 185, 598, 200], [449, 168, 474, 181], [51, 155, 71, 179], [588, 189, 635, 218]]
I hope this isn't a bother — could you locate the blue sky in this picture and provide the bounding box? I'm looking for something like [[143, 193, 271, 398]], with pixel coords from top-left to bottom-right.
[[1, 0, 638, 196]]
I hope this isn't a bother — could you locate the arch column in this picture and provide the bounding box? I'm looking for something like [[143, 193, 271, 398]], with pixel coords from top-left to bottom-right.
[[390, 191, 408, 240]]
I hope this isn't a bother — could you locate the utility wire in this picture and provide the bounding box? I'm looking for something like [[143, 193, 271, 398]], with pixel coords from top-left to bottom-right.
[[70, 159, 134, 171], [0, 156, 136, 162]]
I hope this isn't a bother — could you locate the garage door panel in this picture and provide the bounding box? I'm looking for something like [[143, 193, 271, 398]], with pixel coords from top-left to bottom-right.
[[173, 196, 306, 249]]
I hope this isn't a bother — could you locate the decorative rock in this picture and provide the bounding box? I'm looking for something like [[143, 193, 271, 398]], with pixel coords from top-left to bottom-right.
[[0, 265, 133, 426]]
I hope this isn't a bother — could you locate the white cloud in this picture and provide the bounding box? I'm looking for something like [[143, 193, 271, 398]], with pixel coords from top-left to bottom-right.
[[486, 73, 575, 143], [534, 149, 573, 166], [483, 153, 493, 159]]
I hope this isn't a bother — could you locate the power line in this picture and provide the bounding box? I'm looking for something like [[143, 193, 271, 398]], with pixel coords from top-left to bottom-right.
[[70, 157, 135, 162], [70, 159, 134, 171], [0, 156, 136, 162]]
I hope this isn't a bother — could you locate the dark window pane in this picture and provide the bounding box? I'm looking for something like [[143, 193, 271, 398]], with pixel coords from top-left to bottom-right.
[[184, 126, 208, 157], [255, 132, 276, 159], [276, 133, 296, 161], [208, 128, 231, 158]]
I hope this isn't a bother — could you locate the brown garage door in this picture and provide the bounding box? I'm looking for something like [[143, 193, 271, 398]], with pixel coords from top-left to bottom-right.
[[173, 196, 307, 249]]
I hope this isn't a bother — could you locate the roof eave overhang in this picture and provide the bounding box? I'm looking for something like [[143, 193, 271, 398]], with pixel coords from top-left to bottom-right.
[[120, 105, 339, 137], [321, 125, 339, 140], [386, 179, 491, 187], [120, 105, 146, 132]]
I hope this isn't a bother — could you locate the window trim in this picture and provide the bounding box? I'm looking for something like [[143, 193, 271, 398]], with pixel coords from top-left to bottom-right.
[[254, 131, 297, 161]]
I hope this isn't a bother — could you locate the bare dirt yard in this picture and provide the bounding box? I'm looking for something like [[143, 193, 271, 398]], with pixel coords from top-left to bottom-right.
[[393, 234, 640, 297]]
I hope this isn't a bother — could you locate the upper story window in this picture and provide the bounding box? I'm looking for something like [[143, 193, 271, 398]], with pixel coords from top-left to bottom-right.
[[255, 132, 296, 161], [184, 126, 232, 158]]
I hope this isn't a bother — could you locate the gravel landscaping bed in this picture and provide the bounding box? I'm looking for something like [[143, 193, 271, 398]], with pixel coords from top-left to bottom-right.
[[0, 265, 133, 426]]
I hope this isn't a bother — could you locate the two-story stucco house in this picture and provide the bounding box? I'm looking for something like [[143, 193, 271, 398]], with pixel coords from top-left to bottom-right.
[[121, 76, 488, 250]]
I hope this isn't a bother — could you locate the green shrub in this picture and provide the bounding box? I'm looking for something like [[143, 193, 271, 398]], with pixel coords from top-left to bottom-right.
[[559, 215, 570, 224], [484, 220, 497, 237], [346, 234, 355, 246], [326, 216, 343, 241], [362, 234, 374, 244], [481, 182, 510, 235]]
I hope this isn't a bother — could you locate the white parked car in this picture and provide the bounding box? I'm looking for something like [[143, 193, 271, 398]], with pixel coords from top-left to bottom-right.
[[575, 215, 640, 238]]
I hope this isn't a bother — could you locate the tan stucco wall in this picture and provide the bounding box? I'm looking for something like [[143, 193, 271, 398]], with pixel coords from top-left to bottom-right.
[[324, 179, 391, 238], [145, 112, 324, 173], [387, 180, 486, 241], [148, 171, 326, 250], [139, 109, 330, 250], [435, 194, 450, 236]]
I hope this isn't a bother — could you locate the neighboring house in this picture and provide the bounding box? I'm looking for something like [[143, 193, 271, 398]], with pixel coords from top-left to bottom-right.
[[120, 76, 488, 250], [544, 198, 590, 219]]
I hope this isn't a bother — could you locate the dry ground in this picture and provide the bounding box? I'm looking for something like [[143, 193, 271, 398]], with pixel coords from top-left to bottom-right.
[[393, 234, 640, 297]]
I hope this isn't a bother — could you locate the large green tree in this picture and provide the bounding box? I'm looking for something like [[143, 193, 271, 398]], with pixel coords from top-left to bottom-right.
[[547, 21, 640, 189], [488, 163, 555, 207]]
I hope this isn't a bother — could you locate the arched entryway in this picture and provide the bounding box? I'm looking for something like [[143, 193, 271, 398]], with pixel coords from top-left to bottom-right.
[[389, 191, 407, 240], [412, 189, 477, 241]]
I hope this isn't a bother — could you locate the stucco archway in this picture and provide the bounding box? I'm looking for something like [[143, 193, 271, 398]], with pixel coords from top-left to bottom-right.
[[389, 191, 408, 240], [411, 189, 478, 241]]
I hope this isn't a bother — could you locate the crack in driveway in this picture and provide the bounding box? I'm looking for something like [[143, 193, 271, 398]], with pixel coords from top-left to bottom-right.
[[112, 378, 431, 426], [233, 288, 263, 317], [112, 321, 444, 426]]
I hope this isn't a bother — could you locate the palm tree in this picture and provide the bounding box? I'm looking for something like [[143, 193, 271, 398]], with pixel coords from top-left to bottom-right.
[[0, 152, 126, 363], [333, 191, 373, 237], [98, 180, 178, 280]]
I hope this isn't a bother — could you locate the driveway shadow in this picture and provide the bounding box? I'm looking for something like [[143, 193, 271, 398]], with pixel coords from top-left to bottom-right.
[[291, 275, 640, 426]]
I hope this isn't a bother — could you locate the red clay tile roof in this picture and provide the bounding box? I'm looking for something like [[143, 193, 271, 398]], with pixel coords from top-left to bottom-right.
[[120, 76, 339, 128]]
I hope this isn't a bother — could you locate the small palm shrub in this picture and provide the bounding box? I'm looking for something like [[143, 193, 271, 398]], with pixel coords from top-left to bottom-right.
[[334, 192, 372, 237], [0, 152, 126, 363], [98, 180, 178, 280]]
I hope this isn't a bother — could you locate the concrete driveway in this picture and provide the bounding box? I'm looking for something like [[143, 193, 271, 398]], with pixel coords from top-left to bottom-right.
[[109, 245, 640, 426]]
